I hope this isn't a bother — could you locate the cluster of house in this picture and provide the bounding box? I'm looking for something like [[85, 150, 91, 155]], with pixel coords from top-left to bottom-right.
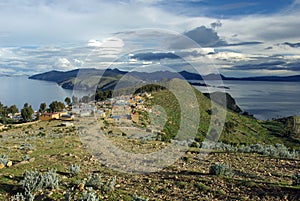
[[39, 112, 74, 121], [102, 93, 153, 125], [3, 93, 153, 128]]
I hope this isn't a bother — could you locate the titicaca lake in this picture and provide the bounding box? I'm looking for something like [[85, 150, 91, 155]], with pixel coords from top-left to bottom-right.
[[0, 76, 87, 112], [1, 76, 300, 120]]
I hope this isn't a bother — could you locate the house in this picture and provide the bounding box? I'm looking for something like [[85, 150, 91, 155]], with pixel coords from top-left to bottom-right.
[[39, 112, 60, 121], [111, 115, 121, 123], [60, 114, 74, 121], [99, 111, 106, 118]]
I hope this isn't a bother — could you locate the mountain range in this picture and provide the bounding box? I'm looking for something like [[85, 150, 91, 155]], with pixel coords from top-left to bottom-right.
[[29, 68, 300, 91]]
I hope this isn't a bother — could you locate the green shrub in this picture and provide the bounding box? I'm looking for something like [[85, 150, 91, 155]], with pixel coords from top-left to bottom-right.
[[43, 169, 59, 189], [21, 155, 30, 162], [85, 173, 103, 190], [10, 192, 35, 201], [209, 163, 233, 176], [18, 143, 34, 151], [0, 154, 8, 166], [132, 194, 149, 201], [80, 188, 99, 201], [20, 169, 59, 193], [10, 193, 25, 201], [20, 171, 43, 192], [292, 173, 300, 186], [67, 164, 80, 176], [105, 176, 116, 192]]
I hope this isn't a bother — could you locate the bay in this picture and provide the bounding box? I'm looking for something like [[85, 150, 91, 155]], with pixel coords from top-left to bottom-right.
[[0, 76, 87, 111], [195, 80, 300, 120]]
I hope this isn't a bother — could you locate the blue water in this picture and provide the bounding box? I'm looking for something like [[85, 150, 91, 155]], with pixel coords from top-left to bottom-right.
[[0, 76, 87, 111], [195, 80, 300, 120]]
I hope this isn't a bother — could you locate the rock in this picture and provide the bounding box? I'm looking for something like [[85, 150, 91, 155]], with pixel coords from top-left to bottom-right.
[[29, 158, 35, 162], [78, 183, 85, 191], [0, 163, 5, 169], [6, 161, 12, 167], [17, 161, 29, 166], [27, 150, 33, 154], [115, 184, 121, 188]]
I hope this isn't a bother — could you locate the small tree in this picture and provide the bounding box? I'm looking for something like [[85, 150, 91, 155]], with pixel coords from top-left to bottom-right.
[[21, 103, 34, 122], [64, 97, 71, 106], [49, 101, 65, 113], [39, 102, 47, 113], [8, 104, 19, 115]]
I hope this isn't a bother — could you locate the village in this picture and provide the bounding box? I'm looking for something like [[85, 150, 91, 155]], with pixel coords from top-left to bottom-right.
[[0, 92, 163, 139]]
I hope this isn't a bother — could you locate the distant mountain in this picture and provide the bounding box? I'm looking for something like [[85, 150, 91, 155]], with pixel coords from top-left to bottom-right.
[[29, 68, 300, 91], [224, 75, 300, 82]]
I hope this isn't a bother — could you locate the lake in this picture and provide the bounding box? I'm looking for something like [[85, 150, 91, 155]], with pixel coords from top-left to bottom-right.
[[0, 76, 300, 120], [0, 76, 87, 111], [195, 80, 300, 120]]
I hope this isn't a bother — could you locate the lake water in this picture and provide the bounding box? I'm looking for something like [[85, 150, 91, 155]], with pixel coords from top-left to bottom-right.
[[0, 76, 87, 111], [1, 76, 300, 120], [195, 80, 300, 120]]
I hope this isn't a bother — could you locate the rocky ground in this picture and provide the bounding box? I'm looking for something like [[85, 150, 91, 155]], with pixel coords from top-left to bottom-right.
[[0, 120, 299, 200]]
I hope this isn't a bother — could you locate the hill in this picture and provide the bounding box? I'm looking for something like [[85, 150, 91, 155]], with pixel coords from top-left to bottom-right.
[[29, 68, 300, 91], [145, 79, 299, 148], [0, 79, 299, 200]]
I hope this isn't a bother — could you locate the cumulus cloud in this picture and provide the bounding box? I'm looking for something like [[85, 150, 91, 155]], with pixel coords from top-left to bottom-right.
[[54, 58, 74, 70], [1, 0, 300, 77], [184, 26, 227, 47]]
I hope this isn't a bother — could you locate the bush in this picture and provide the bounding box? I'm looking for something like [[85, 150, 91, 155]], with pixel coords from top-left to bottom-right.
[[292, 173, 300, 186], [209, 163, 233, 176], [20, 169, 59, 193], [18, 143, 34, 151], [80, 188, 99, 201], [20, 171, 43, 192], [67, 164, 80, 176], [10, 193, 25, 201], [10, 192, 35, 201], [85, 173, 103, 190], [0, 154, 8, 166], [132, 195, 149, 201], [43, 169, 59, 189], [105, 176, 116, 192], [21, 155, 30, 162]]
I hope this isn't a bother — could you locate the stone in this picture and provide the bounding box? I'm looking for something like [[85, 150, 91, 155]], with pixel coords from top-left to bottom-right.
[[27, 150, 33, 154], [78, 183, 85, 191], [29, 158, 35, 162], [6, 161, 12, 167], [0, 163, 4, 169]]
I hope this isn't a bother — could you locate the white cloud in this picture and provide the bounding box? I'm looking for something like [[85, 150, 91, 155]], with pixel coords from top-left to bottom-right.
[[54, 57, 74, 70]]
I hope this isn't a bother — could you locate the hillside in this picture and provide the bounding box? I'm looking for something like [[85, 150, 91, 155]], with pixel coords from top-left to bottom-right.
[[0, 81, 299, 200], [29, 68, 300, 92], [145, 79, 299, 148]]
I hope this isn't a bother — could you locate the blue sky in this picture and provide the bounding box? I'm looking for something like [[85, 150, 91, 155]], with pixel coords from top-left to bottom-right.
[[1, 0, 300, 77], [155, 0, 294, 17]]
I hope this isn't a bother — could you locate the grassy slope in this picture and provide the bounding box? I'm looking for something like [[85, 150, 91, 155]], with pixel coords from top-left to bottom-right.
[[149, 81, 299, 148], [0, 121, 299, 200]]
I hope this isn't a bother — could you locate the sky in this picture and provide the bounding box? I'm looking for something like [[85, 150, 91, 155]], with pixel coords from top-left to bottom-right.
[[1, 0, 300, 77]]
